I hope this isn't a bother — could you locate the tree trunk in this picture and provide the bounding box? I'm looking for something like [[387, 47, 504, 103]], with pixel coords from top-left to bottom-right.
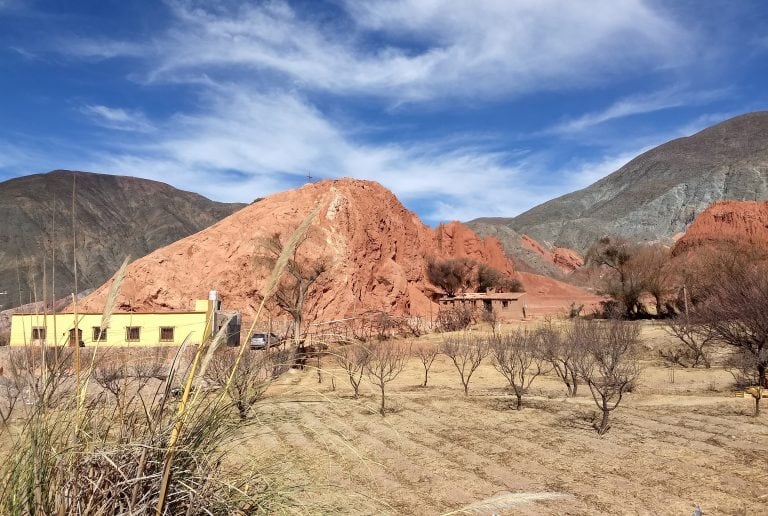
[[379, 383, 386, 416], [423, 368, 429, 387], [597, 408, 610, 435], [569, 371, 579, 397], [757, 364, 766, 417], [515, 393, 522, 410], [463, 382, 469, 396]]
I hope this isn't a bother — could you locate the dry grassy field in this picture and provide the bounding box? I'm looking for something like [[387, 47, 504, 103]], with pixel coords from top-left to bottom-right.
[[239, 323, 768, 515]]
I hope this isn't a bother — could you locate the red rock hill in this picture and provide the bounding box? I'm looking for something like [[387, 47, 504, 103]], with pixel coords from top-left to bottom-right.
[[672, 200, 768, 255], [79, 179, 515, 319]]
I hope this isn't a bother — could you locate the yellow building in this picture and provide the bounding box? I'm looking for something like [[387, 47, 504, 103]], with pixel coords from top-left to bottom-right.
[[9, 294, 241, 347]]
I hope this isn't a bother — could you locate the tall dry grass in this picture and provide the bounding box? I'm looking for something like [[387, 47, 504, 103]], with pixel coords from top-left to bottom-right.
[[0, 204, 323, 515]]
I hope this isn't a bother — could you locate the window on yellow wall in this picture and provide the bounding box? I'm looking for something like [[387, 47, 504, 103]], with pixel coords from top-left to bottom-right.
[[92, 327, 107, 341], [126, 326, 141, 342], [160, 327, 174, 342], [31, 327, 46, 340]]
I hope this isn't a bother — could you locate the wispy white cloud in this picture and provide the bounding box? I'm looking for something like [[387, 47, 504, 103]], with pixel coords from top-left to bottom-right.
[[59, 0, 693, 102], [79, 88, 533, 220], [548, 88, 727, 134], [59, 38, 145, 60], [81, 104, 155, 132]]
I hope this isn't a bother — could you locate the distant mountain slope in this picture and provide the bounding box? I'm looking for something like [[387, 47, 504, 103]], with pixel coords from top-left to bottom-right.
[[465, 221, 583, 278], [0, 170, 245, 309], [472, 112, 768, 252]]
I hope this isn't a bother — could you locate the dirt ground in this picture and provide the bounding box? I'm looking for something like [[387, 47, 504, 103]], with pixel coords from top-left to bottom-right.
[[240, 322, 768, 515]]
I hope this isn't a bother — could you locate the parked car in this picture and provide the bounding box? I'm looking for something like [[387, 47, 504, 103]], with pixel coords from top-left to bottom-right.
[[249, 332, 281, 350]]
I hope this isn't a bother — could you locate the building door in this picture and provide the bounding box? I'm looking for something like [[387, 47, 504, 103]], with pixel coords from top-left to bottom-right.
[[68, 328, 83, 347]]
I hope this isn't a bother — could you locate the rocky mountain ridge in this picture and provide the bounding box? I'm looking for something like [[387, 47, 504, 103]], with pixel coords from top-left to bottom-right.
[[0, 170, 245, 309], [471, 112, 768, 252]]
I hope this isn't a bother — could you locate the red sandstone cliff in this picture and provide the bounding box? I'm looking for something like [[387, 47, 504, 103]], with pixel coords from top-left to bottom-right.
[[672, 201, 768, 255], [79, 179, 515, 319]]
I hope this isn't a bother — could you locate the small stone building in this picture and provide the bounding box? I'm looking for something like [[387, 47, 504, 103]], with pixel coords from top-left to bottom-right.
[[438, 292, 528, 321]]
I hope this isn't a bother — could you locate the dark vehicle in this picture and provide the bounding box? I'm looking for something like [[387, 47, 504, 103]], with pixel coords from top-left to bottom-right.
[[249, 332, 281, 350]]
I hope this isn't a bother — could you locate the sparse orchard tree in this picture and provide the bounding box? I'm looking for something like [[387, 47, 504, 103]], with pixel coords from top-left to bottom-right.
[[440, 334, 490, 396], [574, 320, 641, 435], [413, 342, 440, 387], [334, 343, 370, 398], [255, 231, 328, 347], [365, 341, 410, 416], [693, 260, 768, 415], [538, 319, 581, 397], [661, 316, 716, 368], [489, 331, 548, 409]]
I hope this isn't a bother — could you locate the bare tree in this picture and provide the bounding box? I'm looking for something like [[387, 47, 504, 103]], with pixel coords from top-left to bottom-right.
[[93, 360, 130, 407], [255, 232, 328, 346], [365, 341, 409, 416], [334, 343, 370, 398], [693, 261, 768, 415], [489, 331, 548, 409], [426, 257, 475, 296], [538, 319, 581, 397], [633, 244, 673, 316], [477, 263, 524, 293], [0, 358, 23, 425], [204, 348, 277, 420], [574, 320, 641, 435], [440, 334, 489, 396], [413, 342, 440, 387], [661, 316, 716, 368], [10, 346, 73, 408]]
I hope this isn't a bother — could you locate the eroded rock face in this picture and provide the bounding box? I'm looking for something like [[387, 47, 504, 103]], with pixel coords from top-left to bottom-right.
[[519, 234, 584, 274], [672, 200, 768, 255], [79, 179, 516, 319]]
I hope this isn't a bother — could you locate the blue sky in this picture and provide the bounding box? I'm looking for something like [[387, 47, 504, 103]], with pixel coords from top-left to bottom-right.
[[1, 0, 767, 223]]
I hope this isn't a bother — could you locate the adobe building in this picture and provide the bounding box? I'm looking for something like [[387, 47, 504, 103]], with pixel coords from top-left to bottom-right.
[[438, 292, 528, 321]]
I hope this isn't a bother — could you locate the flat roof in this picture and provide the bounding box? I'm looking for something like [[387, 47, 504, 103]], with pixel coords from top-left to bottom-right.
[[439, 292, 527, 301]]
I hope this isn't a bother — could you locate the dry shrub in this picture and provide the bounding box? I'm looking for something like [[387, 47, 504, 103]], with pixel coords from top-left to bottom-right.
[[436, 305, 476, 332], [204, 347, 292, 420], [7, 345, 74, 408]]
